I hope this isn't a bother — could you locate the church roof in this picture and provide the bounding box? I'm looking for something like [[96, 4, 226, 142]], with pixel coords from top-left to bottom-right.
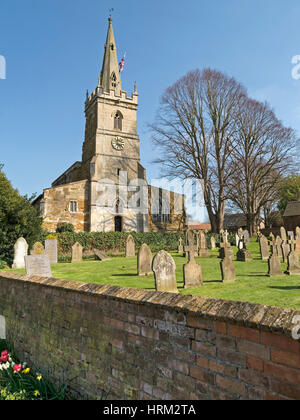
[[284, 201, 300, 217]]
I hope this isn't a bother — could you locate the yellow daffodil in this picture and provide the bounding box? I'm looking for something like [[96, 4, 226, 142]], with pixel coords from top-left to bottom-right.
[[37, 374, 42, 381], [34, 390, 40, 397]]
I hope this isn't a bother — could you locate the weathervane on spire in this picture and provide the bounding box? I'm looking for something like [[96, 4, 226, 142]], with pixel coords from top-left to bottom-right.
[[109, 8, 114, 18]]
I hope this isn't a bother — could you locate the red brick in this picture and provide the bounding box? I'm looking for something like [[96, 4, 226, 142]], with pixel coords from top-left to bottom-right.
[[170, 359, 189, 375], [189, 366, 215, 385], [141, 327, 159, 340], [209, 388, 236, 400], [271, 380, 300, 400], [109, 338, 123, 350], [265, 392, 287, 401], [124, 322, 140, 335], [196, 356, 209, 369], [264, 362, 300, 385], [248, 387, 266, 400], [262, 331, 300, 353], [237, 339, 270, 360], [174, 348, 196, 364], [214, 321, 227, 335], [229, 325, 260, 343], [187, 315, 212, 330], [239, 368, 270, 389], [209, 360, 237, 378], [272, 348, 300, 369], [191, 340, 217, 357], [216, 375, 246, 396], [247, 356, 264, 372], [218, 348, 247, 367]]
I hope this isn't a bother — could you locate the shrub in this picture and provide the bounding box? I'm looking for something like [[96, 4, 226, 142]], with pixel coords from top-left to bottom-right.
[[56, 223, 75, 233], [0, 261, 7, 269]]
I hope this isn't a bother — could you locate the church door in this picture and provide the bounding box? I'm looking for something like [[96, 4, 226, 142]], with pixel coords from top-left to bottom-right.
[[115, 216, 123, 232]]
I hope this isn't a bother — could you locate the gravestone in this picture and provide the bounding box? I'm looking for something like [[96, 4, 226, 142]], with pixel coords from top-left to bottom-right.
[[286, 239, 300, 275], [219, 241, 233, 259], [30, 242, 44, 255], [12, 237, 28, 269], [236, 239, 253, 262], [138, 244, 153, 276], [183, 235, 203, 288], [72, 242, 83, 263], [152, 251, 178, 293], [178, 238, 184, 254], [259, 235, 269, 261], [25, 255, 52, 278], [198, 231, 210, 257], [268, 240, 283, 277], [210, 236, 216, 250], [185, 229, 197, 258], [243, 230, 250, 245], [296, 227, 300, 255], [280, 226, 287, 242], [44, 240, 58, 265], [270, 232, 275, 242], [220, 246, 236, 283], [125, 235, 135, 258], [94, 249, 110, 261], [275, 236, 283, 259], [235, 234, 240, 247], [281, 242, 290, 264]]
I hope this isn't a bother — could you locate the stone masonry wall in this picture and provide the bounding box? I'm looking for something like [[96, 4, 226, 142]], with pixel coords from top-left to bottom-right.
[[0, 272, 300, 400]]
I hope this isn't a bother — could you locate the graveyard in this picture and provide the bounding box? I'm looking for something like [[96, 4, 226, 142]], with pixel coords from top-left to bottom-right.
[[5, 235, 300, 310]]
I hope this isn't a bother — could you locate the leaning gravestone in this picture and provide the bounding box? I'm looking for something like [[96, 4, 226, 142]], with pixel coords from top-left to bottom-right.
[[12, 237, 28, 269], [281, 242, 290, 264], [94, 249, 110, 261], [138, 244, 153, 276], [280, 226, 287, 242], [259, 235, 269, 261], [220, 247, 236, 283], [44, 240, 58, 265], [30, 242, 44, 255], [286, 249, 300, 276], [72, 242, 83, 263], [152, 251, 178, 293], [25, 255, 52, 278], [125, 235, 135, 258]]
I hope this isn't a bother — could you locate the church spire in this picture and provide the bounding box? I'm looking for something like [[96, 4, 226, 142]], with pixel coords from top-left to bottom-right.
[[99, 18, 121, 95]]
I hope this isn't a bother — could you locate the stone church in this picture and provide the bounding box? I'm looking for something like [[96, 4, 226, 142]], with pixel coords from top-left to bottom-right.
[[34, 18, 186, 233]]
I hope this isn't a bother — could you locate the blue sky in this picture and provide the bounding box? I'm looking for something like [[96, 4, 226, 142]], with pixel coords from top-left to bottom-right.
[[0, 0, 300, 210]]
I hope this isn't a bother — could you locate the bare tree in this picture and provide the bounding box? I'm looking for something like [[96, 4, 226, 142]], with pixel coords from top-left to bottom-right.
[[227, 98, 297, 235], [150, 69, 246, 233]]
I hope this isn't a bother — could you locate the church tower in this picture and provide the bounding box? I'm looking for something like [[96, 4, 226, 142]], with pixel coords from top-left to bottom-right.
[[82, 18, 148, 232]]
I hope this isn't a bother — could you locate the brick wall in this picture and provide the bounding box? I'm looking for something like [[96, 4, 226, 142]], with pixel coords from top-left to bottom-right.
[[0, 272, 300, 400]]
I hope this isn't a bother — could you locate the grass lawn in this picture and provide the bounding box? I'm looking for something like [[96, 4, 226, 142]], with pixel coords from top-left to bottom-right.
[[3, 240, 300, 310]]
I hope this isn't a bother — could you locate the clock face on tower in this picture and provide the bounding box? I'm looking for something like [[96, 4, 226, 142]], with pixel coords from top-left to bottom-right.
[[111, 136, 125, 151]]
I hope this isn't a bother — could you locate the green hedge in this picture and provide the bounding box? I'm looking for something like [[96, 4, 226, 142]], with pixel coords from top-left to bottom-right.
[[54, 232, 185, 255]]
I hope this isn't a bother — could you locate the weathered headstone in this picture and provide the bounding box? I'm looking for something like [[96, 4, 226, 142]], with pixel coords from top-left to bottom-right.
[[30, 242, 44, 255], [280, 226, 287, 242], [286, 239, 300, 275], [210, 236, 216, 250], [219, 242, 233, 259], [281, 242, 290, 264], [183, 234, 203, 288], [235, 234, 240, 247], [185, 229, 197, 258], [72, 242, 83, 263], [275, 236, 283, 259], [178, 238, 184, 254], [94, 249, 110, 261], [125, 235, 135, 258], [198, 231, 210, 258], [44, 240, 58, 265], [236, 238, 253, 262], [243, 230, 250, 245], [138, 244, 153, 276], [296, 227, 300, 255], [259, 235, 269, 261], [152, 251, 178, 293], [268, 240, 283, 277], [12, 237, 28, 269], [220, 246, 236, 283], [25, 255, 52, 278]]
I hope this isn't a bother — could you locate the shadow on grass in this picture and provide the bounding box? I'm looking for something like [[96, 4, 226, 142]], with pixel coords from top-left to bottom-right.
[[268, 286, 300, 291], [111, 273, 141, 277]]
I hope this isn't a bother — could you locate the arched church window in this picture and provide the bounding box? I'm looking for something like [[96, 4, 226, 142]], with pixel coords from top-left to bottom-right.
[[111, 72, 117, 88], [114, 111, 123, 131]]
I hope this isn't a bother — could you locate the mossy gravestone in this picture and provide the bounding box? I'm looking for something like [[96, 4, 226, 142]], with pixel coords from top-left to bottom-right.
[[126, 235, 135, 258], [72, 242, 83, 263], [220, 247, 236, 283], [137, 244, 153, 276], [152, 251, 178, 293], [12, 237, 28, 269], [30, 242, 44, 256], [183, 239, 203, 289], [259, 234, 269, 261], [25, 255, 52, 278]]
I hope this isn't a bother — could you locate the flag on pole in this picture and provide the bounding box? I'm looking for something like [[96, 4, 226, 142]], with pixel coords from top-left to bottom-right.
[[119, 53, 126, 73]]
